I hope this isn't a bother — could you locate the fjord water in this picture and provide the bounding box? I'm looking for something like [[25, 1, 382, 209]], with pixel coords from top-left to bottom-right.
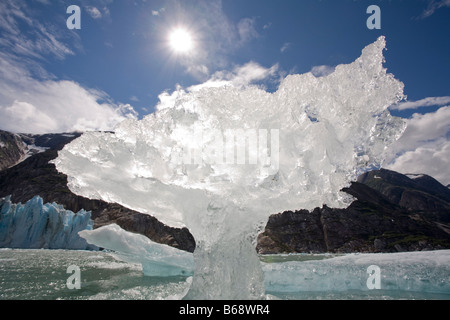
[[0, 249, 191, 300], [53, 36, 407, 299], [1, 249, 449, 300]]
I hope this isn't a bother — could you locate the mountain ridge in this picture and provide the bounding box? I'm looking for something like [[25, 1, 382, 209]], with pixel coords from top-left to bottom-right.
[[257, 172, 450, 253]]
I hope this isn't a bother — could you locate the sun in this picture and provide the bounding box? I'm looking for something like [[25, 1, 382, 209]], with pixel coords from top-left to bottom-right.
[[169, 28, 193, 53]]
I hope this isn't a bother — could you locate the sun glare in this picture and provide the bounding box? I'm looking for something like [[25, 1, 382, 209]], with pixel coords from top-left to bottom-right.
[[169, 28, 193, 53]]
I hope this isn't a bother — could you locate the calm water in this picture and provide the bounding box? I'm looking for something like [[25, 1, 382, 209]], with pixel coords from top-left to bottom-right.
[[0, 249, 449, 300], [0, 249, 190, 300]]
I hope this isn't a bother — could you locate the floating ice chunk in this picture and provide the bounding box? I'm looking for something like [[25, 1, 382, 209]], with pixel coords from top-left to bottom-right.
[[263, 250, 450, 295], [79, 224, 194, 277]]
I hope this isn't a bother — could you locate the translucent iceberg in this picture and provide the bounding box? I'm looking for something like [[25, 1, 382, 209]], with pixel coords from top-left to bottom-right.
[[79, 224, 194, 277], [0, 195, 95, 250], [263, 251, 450, 296], [54, 36, 406, 299]]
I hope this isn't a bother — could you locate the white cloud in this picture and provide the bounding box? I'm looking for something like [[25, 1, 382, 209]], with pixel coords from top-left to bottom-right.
[[0, 0, 134, 134], [231, 62, 279, 87], [280, 42, 291, 53], [237, 18, 259, 43], [85, 6, 102, 19], [152, 7, 165, 16], [420, 0, 450, 18], [0, 0, 77, 61], [386, 106, 450, 156], [387, 143, 450, 186], [0, 62, 137, 134], [310, 65, 335, 77], [385, 106, 450, 185], [0, 1, 33, 35], [2, 100, 58, 133], [186, 64, 210, 80], [80, 0, 112, 22], [390, 96, 450, 111], [188, 61, 280, 91]]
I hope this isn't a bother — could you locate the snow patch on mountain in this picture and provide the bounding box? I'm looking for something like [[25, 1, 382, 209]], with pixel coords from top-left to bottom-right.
[[406, 174, 425, 180]]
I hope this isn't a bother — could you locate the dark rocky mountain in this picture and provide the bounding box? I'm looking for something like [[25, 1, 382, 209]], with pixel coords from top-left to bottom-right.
[[358, 170, 450, 214], [257, 169, 450, 254], [0, 130, 28, 170], [0, 130, 83, 171], [1, 130, 449, 254]]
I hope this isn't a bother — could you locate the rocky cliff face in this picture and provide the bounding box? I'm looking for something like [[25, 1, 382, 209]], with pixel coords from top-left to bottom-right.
[[0, 130, 84, 171], [358, 169, 450, 223], [257, 170, 450, 254], [0, 130, 27, 171]]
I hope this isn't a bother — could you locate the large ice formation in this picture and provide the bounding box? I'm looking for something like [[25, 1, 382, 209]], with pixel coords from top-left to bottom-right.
[[54, 36, 406, 299], [0, 195, 95, 250]]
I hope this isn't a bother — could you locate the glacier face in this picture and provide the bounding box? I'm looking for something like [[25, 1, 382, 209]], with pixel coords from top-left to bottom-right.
[[0, 195, 96, 250], [54, 37, 407, 299]]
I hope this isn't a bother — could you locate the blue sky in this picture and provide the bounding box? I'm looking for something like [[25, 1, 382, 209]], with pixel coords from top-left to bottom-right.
[[0, 0, 449, 183]]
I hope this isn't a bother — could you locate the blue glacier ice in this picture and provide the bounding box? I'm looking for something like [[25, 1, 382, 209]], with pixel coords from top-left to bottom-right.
[[0, 195, 96, 250]]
